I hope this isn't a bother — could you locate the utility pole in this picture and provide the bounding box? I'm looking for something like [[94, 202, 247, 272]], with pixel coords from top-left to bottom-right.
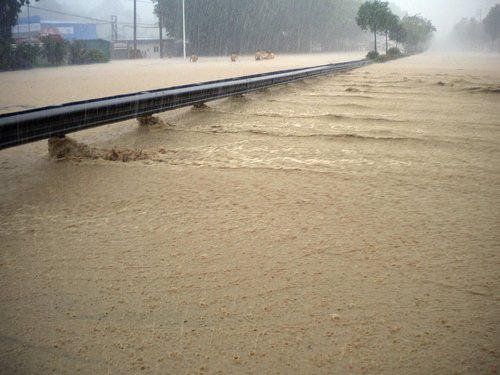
[[159, 17, 163, 58], [182, 0, 186, 58], [111, 15, 117, 60], [158, 2, 163, 59], [27, 0, 31, 42], [133, 0, 137, 58]]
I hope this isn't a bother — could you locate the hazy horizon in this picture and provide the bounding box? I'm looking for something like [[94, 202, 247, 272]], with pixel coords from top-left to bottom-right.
[[390, 0, 499, 37]]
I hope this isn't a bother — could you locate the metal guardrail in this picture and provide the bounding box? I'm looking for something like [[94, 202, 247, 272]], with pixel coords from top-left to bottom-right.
[[0, 59, 370, 150]]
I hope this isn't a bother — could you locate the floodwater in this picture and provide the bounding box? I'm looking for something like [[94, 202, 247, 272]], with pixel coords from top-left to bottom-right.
[[0, 52, 499, 374]]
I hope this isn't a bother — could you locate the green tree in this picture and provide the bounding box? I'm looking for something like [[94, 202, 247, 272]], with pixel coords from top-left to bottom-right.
[[401, 15, 435, 53], [1, 0, 31, 41], [0, 0, 39, 70], [356, 0, 391, 53], [382, 12, 399, 53], [389, 19, 406, 48], [13, 40, 40, 67], [483, 4, 500, 49], [40, 35, 66, 65]]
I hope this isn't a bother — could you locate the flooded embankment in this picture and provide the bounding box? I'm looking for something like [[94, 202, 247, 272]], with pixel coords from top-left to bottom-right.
[[0, 52, 499, 374]]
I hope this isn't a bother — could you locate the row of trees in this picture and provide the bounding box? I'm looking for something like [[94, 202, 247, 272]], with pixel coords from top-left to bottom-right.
[[9, 36, 108, 68], [152, 0, 370, 55], [356, 0, 436, 55], [449, 5, 500, 51], [450, 17, 488, 51], [2, 35, 108, 70], [7, 36, 65, 68]]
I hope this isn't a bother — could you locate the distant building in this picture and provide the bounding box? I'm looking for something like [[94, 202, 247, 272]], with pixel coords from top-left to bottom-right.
[[113, 38, 181, 59], [13, 16, 98, 42], [13, 16, 185, 60]]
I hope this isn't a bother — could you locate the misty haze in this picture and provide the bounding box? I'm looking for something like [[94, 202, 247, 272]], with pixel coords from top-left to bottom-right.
[[0, 0, 499, 374]]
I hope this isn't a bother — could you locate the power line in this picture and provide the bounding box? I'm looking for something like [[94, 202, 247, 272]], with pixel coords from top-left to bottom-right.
[[30, 5, 110, 24], [123, 25, 159, 29], [29, 5, 158, 27], [125, 0, 154, 4]]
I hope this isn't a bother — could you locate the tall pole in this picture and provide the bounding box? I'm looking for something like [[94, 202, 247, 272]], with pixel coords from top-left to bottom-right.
[[159, 16, 163, 58], [133, 0, 137, 58], [27, 0, 31, 42], [111, 15, 117, 60], [182, 0, 186, 58]]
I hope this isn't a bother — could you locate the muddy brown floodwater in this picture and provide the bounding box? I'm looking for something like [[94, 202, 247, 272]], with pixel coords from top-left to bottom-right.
[[0, 52, 499, 374]]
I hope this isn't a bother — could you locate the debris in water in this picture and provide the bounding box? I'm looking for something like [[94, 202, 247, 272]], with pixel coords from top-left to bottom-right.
[[137, 115, 163, 127], [48, 137, 159, 162], [48, 137, 94, 159], [193, 103, 209, 109]]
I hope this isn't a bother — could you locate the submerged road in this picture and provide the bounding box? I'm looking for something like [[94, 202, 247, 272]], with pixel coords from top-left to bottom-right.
[[0, 53, 499, 374]]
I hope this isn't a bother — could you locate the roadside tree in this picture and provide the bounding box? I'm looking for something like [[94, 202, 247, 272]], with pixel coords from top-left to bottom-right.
[[401, 15, 436, 53], [40, 35, 66, 65], [0, 0, 39, 70], [382, 12, 399, 53], [483, 4, 500, 50], [356, 0, 391, 53], [389, 20, 406, 48]]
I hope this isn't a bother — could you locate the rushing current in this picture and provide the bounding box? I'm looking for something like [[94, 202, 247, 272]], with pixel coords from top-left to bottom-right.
[[0, 53, 499, 374]]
